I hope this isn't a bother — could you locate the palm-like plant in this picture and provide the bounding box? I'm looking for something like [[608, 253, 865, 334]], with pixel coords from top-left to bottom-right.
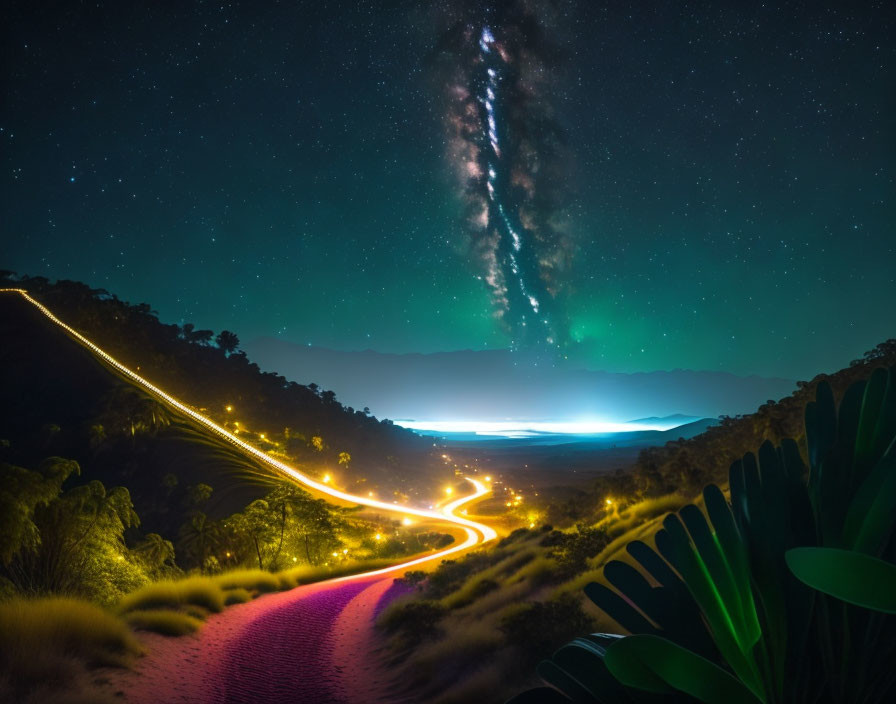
[[510, 367, 896, 704]]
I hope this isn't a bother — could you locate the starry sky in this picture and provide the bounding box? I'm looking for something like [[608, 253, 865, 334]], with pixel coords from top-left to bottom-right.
[[3, 0, 894, 380]]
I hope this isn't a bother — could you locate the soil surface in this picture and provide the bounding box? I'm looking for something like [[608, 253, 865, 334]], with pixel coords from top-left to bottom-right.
[[105, 575, 413, 704]]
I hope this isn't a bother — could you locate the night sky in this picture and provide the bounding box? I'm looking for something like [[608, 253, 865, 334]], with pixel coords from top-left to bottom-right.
[[3, 1, 894, 380]]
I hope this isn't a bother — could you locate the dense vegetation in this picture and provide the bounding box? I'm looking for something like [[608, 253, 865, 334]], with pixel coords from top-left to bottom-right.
[[0, 277, 456, 702], [513, 369, 896, 703], [0, 285, 444, 606], [380, 346, 896, 704], [2, 274, 893, 703], [542, 338, 896, 527]]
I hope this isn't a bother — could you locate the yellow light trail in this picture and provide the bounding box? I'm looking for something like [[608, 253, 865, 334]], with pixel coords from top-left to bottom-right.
[[1, 288, 497, 579]]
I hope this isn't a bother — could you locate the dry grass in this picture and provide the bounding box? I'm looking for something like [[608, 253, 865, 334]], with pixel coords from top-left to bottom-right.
[[214, 569, 281, 593], [597, 493, 690, 537], [116, 576, 226, 614], [0, 597, 141, 704], [379, 491, 700, 704], [279, 558, 397, 586], [123, 609, 204, 636], [223, 587, 253, 605], [507, 555, 560, 586], [441, 548, 543, 609], [460, 578, 531, 619], [0, 597, 141, 667]]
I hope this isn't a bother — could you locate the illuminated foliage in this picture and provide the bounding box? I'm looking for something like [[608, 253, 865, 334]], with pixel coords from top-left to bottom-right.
[[0, 457, 79, 565], [1, 458, 145, 603]]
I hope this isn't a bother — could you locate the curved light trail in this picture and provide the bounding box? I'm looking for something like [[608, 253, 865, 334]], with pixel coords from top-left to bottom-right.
[[1, 288, 497, 580]]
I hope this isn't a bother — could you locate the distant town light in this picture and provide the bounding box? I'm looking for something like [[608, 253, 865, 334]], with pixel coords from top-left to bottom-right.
[[402, 517, 412, 526], [225, 405, 233, 412]]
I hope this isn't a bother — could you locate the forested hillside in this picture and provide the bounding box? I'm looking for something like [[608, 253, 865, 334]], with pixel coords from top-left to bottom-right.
[[1, 273, 444, 498], [538, 338, 896, 527], [0, 280, 450, 604]]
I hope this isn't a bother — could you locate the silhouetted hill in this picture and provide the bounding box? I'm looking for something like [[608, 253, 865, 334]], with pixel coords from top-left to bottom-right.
[[0, 285, 454, 598], [586, 339, 896, 509], [243, 338, 795, 422], [0, 275, 445, 502]]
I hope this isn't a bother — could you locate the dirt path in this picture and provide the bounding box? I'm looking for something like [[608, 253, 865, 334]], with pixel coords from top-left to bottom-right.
[[107, 576, 413, 704]]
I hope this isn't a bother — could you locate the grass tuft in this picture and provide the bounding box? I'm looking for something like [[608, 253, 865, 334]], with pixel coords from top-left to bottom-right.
[[0, 597, 141, 703], [223, 587, 253, 605], [123, 609, 203, 636], [214, 569, 280, 594], [0, 597, 141, 667], [117, 576, 225, 614]]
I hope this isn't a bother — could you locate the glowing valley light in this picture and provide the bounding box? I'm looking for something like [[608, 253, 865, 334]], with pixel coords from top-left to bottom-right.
[[0, 289, 498, 580], [393, 419, 672, 436]]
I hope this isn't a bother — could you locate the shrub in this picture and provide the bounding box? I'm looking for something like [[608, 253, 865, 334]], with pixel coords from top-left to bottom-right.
[[443, 577, 500, 609], [424, 552, 502, 599], [395, 570, 427, 587], [379, 599, 448, 643], [499, 594, 594, 670], [123, 609, 203, 636], [277, 572, 298, 590]]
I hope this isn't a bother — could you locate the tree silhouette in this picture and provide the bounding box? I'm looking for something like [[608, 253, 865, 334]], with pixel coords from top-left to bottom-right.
[[178, 512, 221, 573], [215, 330, 240, 355]]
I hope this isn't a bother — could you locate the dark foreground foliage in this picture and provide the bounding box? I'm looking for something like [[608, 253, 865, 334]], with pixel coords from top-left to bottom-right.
[[511, 368, 896, 703]]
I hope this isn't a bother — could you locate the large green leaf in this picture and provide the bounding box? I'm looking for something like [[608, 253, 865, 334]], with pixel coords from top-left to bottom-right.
[[537, 659, 600, 704], [841, 453, 896, 554], [854, 368, 888, 477], [584, 581, 658, 636], [806, 381, 836, 473], [604, 635, 763, 704], [679, 504, 756, 649], [506, 686, 573, 704], [655, 516, 762, 695], [868, 366, 896, 461], [624, 540, 717, 658], [785, 547, 896, 613]]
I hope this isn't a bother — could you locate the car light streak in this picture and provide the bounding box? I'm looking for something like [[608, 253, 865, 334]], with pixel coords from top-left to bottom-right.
[[1, 288, 497, 579]]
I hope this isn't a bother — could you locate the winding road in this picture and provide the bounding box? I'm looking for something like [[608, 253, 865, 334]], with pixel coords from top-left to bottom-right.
[[3, 288, 498, 702]]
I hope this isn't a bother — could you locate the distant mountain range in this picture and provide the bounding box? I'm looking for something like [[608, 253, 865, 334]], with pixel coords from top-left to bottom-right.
[[243, 340, 796, 423], [403, 416, 720, 448]]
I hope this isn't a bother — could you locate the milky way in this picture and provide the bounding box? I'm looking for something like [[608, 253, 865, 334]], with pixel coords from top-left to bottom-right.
[[434, 1, 573, 355]]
